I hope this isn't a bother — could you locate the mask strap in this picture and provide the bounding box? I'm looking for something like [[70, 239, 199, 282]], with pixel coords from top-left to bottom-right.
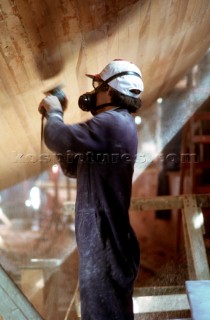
[[91, 103, 121, 115], [94, 103, 118, 111], [91, 71, 141, 114]]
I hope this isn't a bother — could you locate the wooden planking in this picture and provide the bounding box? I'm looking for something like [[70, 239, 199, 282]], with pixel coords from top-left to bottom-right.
[[0, 0, 38, 95], [9, 0, 60, 81], [0, 0, 210, 189]]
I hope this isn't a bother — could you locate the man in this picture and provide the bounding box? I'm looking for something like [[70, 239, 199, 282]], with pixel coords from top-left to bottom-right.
[[39, 59, 144, 320]]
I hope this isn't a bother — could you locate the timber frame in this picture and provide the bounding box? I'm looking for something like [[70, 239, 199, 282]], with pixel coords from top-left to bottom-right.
[[64, 193, 210, 281]]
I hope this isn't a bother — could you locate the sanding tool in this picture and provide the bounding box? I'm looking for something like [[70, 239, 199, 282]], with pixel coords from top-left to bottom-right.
[[40, 84, 66, 117], [40, 85, 66, 163]]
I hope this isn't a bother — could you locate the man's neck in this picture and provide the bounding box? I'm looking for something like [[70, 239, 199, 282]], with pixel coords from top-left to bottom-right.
[[95, 105, 119, 115]]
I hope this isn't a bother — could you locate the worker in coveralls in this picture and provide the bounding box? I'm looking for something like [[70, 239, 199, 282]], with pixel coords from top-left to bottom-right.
[[39, 59, 144, 320]]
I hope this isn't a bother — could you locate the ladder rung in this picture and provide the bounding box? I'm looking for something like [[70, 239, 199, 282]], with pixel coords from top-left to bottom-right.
[[192, 135, 210, 143]]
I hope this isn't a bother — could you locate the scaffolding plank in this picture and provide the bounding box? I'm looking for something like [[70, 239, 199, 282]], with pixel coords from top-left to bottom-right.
[[132, 293, 190, 314], [63, 194, 210, 213], [134, 285, 185, 296], [0, 264, 43, 320], [186, 280, 210, 320], [130, 194, 210, 211]]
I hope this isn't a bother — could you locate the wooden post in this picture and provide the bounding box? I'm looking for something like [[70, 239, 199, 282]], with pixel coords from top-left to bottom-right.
[[182, 195, 210, 280]]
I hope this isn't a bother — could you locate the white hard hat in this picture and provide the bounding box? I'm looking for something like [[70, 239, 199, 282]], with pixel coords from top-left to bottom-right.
[[86, 59, 144, 98]]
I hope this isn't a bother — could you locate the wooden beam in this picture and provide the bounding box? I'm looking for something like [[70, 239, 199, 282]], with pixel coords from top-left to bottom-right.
[[131, 194, 210, 211], [63, 194, 210, 212], [35, 181, 76, 189], [132, 293, 190, 314], [182, 195, 210, 280], [134, 285, 185, 297]]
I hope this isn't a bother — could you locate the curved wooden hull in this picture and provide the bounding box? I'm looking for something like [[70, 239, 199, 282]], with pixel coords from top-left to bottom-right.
[[0, 0, 210, 189]]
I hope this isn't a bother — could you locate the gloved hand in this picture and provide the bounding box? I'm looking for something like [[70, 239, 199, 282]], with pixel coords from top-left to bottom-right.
[[38, 94, 68, 116]]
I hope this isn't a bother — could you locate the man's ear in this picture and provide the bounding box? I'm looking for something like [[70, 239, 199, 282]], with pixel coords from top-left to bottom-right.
[[106, 87, 113, 101], [107, 86, 112, 95]]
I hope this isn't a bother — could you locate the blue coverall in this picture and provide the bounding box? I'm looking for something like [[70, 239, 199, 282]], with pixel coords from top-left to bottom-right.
[[44, 107, 140, 320]]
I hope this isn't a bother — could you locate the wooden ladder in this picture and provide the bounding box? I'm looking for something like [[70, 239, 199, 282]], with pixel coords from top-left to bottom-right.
[[180, 112, 210, 195], [63, 194, 210, 319], [131, 194, 210, 319]]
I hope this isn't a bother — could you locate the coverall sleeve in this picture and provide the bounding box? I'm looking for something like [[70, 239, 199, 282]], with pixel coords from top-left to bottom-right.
[[44, 112, 112, 155]]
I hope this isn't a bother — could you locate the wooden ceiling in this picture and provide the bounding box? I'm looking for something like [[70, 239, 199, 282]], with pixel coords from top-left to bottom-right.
[[1, 0, 210, 190]]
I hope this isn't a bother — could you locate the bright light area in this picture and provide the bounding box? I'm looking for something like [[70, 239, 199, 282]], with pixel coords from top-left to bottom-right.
[[52, 164, 59, 174], [25, 199, 31, 207], [69, 223, 75, 232], [0, 236, 4, 247], [30, 187, 40, 210], [31, 258, 39, 262], [141, 141, 157, 156], [0, 207, 11, 227], [157, 97, 163, 104], [193, 211, 204, 229], [134, 116, 142, 125], [35, 278, 44, 289], [30, 258, 62, 268]]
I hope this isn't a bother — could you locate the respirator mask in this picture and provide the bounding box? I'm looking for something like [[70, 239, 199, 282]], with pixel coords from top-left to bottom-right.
[[78, 90, 97, 113], [78, 82, 111, 116], [78, 71, 142, 115]]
